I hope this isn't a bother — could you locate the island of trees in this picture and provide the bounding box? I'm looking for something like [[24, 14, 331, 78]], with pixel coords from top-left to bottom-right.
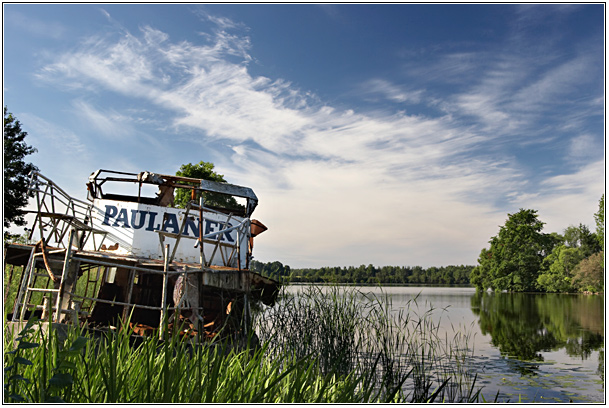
[[470, 200, 604, 294]]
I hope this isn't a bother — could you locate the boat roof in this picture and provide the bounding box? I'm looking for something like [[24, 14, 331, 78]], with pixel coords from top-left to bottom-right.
[[87, 169, 258, 216]]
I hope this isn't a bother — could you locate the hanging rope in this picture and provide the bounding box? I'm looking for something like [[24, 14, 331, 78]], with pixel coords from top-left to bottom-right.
[[34, 239, 58, 282]]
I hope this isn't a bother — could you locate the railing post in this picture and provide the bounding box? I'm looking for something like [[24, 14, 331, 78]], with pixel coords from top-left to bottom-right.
[[209, 214, 232, 267], [198, 197, 206, 268], [41, 296, 51, 320], [237, 227, 241, 271], [35, 180, 45, 244], [159, 244, 170, 340], [169, 202, 193, 263], [13, 245, 38, 321]]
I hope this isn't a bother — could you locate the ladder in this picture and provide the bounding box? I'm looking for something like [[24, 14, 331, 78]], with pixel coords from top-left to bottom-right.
[[12, 229, 78, 324]]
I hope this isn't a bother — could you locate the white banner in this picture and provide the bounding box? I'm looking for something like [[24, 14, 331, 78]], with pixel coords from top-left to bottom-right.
[[84, 199, 249, 268]]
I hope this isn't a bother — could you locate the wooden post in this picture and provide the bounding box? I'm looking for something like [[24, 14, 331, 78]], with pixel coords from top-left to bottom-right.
[[122, 268, 136, 323], [41, 296, 51, 320]]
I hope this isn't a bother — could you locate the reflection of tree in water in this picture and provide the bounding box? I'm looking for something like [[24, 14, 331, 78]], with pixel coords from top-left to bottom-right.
[[565, 332, 604, 360], [535, 293, 604, 360], [471, 292, 557, 363], [506, 359, 542, 376], [597, 348, 604, 382], [471, 292, 604, 367]]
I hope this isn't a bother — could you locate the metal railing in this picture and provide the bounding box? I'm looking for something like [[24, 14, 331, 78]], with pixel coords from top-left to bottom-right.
[[156, 197, 251, 270], [26, 171, 108, 251]]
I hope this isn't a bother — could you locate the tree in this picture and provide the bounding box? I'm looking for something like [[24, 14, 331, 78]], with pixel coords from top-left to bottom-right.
[[472, 209, 555, 292], [471, 249, 492, 291], [594, 194, 604, 249], [174, 161, 241, 211], [562, 224, 600, 257], [537, 245, 583, 292], [563, 225, 581, 248], [571, 252, 604, 293], [4, 107, 38, 230]]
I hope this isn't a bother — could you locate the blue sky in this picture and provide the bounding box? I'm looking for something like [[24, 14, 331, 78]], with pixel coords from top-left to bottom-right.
[[3, 4, 605, 268]]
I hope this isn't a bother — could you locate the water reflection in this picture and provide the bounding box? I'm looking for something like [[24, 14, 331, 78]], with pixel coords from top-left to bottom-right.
[[283, 285, 604, 402], [471, 292, 604, 364]]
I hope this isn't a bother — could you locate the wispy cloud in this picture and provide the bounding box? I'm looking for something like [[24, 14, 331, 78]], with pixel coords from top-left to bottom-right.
[[19, 113, 88, 157], [568, 133, 598, 162], [16, 112, 92, 196], [72, 100, 135, 140], [36, 32, 155, 95], [5, 10, 66, 39], [449, 47, 601, 148], [358, 79, 424, 104], [194, 8, 250, 32], [526, 160, 604, 233], [508, 55, 597, 114]]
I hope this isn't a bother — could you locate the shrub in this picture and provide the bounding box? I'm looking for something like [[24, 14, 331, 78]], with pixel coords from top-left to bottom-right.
[[572, 252, 604, 293]]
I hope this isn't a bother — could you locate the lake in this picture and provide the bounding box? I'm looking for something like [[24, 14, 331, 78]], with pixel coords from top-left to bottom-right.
[[284, 285, 604, 403]]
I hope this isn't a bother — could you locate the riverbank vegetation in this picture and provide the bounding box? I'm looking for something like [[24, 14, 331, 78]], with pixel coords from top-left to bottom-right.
[[471, 195, 604, 293], [4, 286, 486, 403]]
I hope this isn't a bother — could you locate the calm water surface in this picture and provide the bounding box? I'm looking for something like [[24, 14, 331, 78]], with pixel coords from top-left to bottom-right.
[[287, 285, 605, 403]]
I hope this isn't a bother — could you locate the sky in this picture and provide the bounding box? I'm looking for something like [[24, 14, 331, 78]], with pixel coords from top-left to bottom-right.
[[2, 3, 605, 269]]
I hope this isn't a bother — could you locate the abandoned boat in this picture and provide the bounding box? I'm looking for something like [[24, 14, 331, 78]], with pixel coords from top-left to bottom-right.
[[4, 169, 280, 341]]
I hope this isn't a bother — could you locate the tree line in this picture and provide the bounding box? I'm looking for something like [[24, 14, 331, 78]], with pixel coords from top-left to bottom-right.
[[250, 260, 474, 285]]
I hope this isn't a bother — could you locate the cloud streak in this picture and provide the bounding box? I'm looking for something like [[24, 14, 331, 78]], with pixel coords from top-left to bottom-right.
[[6, 10, 67, 39]]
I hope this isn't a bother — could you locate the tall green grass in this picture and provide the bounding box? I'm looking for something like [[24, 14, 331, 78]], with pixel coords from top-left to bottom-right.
[[4, 285, 485, 403], [5, 320, 395, 403], [4, 264, 103, 321], [255, 285, 482, 403]]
